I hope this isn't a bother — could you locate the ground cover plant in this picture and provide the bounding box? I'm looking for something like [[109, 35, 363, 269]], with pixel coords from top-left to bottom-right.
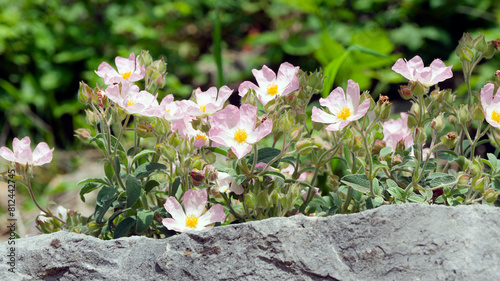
[[1, 32, 500, 239]]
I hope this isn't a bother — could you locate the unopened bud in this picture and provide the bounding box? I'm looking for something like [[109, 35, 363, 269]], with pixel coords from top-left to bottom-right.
[[484, 188, 499, 203], [431, 113, 445, 131], [361, 91, 375, 111], [472, 105, 485, 121], [295, 138, 317, 155], [289, 126, 303, 142], [85, 109, 98, 126], [457, 172, 470, 189], [473, 33, 488, 52], [240, 88, 258, 106], [441, 132, 458, 149], [277, 111, 294, 132], [74, 128, 91, 142], [398, 85, 413, 100], [372, 140, 386, 155], [410, 81, 427, 96], [78, 81, 93, 104], [153, 118, 169, 135], [413, 127, 427, 144], [458, 104, 469, 123], [469, 157, 483, 178], [204, 151, 216, 165], [190, 170, 205, 187], [483, 41, 497, 59], [460, 47, 473, 62], [160, 144, 177, 162], [137, 50, 153, 68], [472, 177, 485, 193], [179, 138, 193, 155]]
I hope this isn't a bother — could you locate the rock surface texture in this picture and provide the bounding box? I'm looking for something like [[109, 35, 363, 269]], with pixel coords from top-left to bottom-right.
[[1, 204, 499, 280]]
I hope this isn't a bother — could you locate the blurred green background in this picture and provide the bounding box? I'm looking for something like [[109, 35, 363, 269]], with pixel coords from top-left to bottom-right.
[[1, 0, 500, 236]]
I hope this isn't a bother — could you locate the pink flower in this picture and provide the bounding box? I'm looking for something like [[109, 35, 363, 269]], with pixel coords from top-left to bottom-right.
[[105, 82, 158, 116], [217, 172, 244, 195], [0, 136, 54, 166], [382, 113, 413, 151], [238, 62, 299, 106], [480, 83, 500, 129], [95, 53, 145, 85], [187, 86, 233, 116], [179, 116, 209, 147], [392, 55, 453, 87], [311, 80, 370, 131], [208, 104, 273, 159], [280, 164, 307, 182], [162, 189, 226, 232]]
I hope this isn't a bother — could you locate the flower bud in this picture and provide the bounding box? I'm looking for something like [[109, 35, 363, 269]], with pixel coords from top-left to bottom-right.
[[441, 132, 458, 149], [407, 114, 418, 128], [375, 96, 391, 121], [190, 170, 205, 187], [460, 47, 473, 62], [484, 188, 499, 203], [295, 138, 317, 156], [392, 154, 403, 165], [137, 50, 153, 68], [469, 157, 483, 178], [240, 88, 258, 106], [74, 128, 91, 142], [431, 113, 445, 131], [398, 85, 413, 100], [78, 81, 93, 104], [458, 104, 469, 123], [160, 144, 177, 162], [204, 151, 216, 165], [361, 91, 375, 111], [277, 111, 294, 132], [85, 109, 98, 126], [413, 127, 427, 144], [472, 105, 485, 121], [473, 33, 488, 52], [137, 122, 154, 138], [483, 41, 496, 59], [179, 138, 193, 155], [152, 58, 167, 75], [153, 118, 170, 135], [289, 126, 303, 142], [457, 172, 470, 189], [464, 33, 474, 49], [371, 140, 386, 155], [410, 81, 427, 96], [472, 177, 485, 193]]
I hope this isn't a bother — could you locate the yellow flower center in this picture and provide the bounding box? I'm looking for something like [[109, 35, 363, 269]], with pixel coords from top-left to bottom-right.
[[492, 110, 500, 123], [185, 214, 198, 228], [121, 71, 132, 79], [234, 128, 248, 143], [336, 106, 351, 121], [195, 133, 207, 142], [127, 100, 136, 106], [165, 108, 171, 113], [200, 105, 206, 113], [267, 84, 279, 96]]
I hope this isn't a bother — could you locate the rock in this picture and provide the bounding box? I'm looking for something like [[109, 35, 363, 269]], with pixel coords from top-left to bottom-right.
[[1, 204, 499, 280]]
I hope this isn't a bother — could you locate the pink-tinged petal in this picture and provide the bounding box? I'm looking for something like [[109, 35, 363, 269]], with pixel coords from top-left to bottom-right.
[[13, 137, 32, 165], [162, 218, 190, 233], [163, 197, 186, 222], [428, 59, 453, 85], [183, 189, 207, 217], [491, 88, 500, 108], [32, 142, 54, 166], [391, 58, 414, 81], [95, 62, 119, 83], [230, 143, 253, 159], [246, 118, 272, 144], [0, 147, 15, 162], [320, 86, 346, 112], [208, 126, 232, 147], [481, 83, 495, 111], [252, 65, 276, 88], [345, 80, 360, 112], [217, 85, 233, 105], [311, 107, 339, 124], [239, 104, 257, 132], [213, 104, 241, 130], [350, 98, 370, 121], [115, 53, 136, 76], [406, 55, 424, 71], [197, 204, 225, 228], [325, 120, 350, 131], [238, 81, 258, 97], [256, 91, 276, 107], [281, 75, 299, 96], [276, 62, 300, 96]]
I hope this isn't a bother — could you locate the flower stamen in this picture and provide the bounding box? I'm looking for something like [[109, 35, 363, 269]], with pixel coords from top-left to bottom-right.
[[127, 100, 136, 106], [121, 71, 132, 79], [267, 84, 279, 96], [195, 133, 207, 142], [185, 214, 198, 228], [336, 106, 351, 121], [234, 129, 248, 143], [492, 110, 500, 123], [200, 105, 206, 113]]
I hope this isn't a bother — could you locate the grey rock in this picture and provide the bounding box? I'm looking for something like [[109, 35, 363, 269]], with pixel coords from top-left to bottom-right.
[[1, 204, 499, 280]]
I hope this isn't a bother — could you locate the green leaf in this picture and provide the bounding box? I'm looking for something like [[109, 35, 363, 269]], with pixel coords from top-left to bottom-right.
[[170, 177, 181, 197], [204, 146, 228, 156], [322, 49, 352, 97], [113, 217, 136, 239], [487, 153, 498, 172], [134, 162, 167, 178], [379, 147, 392, 157], [427, 173, 456, 188], [90, 133, 126, 154], [104, 161, 114, 182], [136, 209, 154, 233], [408, 195, 426, 203], [248, 147, 281, 165], [95, 186, 117, 223], [341, 174, 370, 193], [77, 177, 108, 186], [144, 179, 160, 193], [261, 171, 286, 181], [437, 150, 459, 163], [125, 175, 142, 208], [131, 149, 157, 164], [79, 182, 99, 203], [386, 179, 399, 189]]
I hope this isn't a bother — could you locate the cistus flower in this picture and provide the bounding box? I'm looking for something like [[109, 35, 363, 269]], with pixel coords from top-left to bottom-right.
[[311, 79, 370, 131], [105, 82, 158, 116], [208, 104, 273, 159], [0, 136, 54, 166], [382, 113, 413, 151], [392, 55, 453, 87], [187, 86, 233, 116], [162, 189, 225, 233], [217, 172, 244, 195], [238, 62, 299, 106], [480, 83, 500, 129], [95, 53, 145, 85]]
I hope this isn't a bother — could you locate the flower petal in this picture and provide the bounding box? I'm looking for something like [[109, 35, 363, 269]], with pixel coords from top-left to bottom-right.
[[163, 197, 186, 223], [183, 189, 207, 217], [32, 142, 54, 166], [196, 204, 226, 228]]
